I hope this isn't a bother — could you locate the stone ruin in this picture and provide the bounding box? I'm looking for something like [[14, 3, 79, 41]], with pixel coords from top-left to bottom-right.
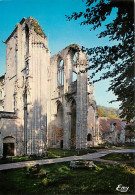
[[0, 17, 126, 157], [0, 17, 99, 156]]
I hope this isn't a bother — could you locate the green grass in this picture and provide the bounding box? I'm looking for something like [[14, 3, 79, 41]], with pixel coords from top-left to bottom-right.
[[101, 153, 135, 161], [47, 148, 96, 158], [0, 161, 134, 194], [0, 155, 43, 164], [0, 148, 97, 164]]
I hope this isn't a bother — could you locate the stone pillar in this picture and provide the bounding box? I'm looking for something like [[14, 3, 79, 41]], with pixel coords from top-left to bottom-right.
[[23, 23, 50, 155], [63, 100, 71, 149], [120, 120, 126, 143], [0, 130, 2, 156], [14, 23, 25, 155], [114, 129, 117, 144], [94, 115, 99, 146], [76, 72, 87, 149]]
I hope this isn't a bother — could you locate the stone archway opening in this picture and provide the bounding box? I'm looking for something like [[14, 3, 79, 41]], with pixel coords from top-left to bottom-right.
[[56, 102, 64, 148], [3, 136, 15, 157], [87, 133, 92, 141], [71, 99, 76, 149]]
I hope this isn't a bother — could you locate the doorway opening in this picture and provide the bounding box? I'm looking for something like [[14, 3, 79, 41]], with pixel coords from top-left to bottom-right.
[[56, 102, 64, 148], [3, 136, 15, 157]]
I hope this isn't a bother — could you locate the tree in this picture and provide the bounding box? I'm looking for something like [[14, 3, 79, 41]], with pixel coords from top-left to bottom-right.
[[125, 123, 135, 133], [125, 122, 135, 142], [66, 0, 134, 122], [107, 114, 118, 119], [97, 107, 105, 117]]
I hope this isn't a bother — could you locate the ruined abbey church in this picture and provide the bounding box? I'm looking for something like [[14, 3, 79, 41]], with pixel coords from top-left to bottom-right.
[[0, 17, 125, 157]]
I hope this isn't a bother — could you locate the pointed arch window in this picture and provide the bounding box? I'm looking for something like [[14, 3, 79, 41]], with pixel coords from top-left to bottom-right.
[[73, 52, 77, 63], [73, 52, 79, 67], [25, 25, 29, 55], [57, 60, 64, 87], [72, 52, 78, 82]]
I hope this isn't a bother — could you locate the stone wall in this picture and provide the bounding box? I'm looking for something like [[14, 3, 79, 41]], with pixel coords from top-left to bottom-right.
[[0, 76, 4, 111], [98, 117, 126, 145], [47, 44, 95, 149], [0, 17, 50, 156], [0, 112, 24, 156]]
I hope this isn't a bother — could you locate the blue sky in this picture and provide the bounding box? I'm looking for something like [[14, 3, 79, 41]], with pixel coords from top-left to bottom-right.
[[0, 0, 121, 108]]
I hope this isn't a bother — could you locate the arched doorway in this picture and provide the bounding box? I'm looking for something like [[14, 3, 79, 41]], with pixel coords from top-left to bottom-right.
[[3, 136, 15, 157], [71, 99, 76, 148], [87, 133, 92, 141]]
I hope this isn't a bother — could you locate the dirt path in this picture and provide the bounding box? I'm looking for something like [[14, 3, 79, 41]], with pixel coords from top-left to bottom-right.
[[0, 149, 135, 171]]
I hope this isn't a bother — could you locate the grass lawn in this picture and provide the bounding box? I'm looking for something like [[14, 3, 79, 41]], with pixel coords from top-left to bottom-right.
[[47, 148, 97, 158], [0, 161, 135, 194], [101, 153, 135, 162], [0, 148, 97, 164]]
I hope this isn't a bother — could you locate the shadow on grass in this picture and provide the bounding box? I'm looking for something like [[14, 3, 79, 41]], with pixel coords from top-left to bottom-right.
[[101, 152, 135, 161], [0, 161, 135, 194]]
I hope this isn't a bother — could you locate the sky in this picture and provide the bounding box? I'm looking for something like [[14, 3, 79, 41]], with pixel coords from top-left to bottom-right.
[[0, 0, 121, 108]]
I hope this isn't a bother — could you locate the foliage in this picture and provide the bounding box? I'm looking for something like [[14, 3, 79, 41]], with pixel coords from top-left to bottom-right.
[[31, 18, 46, 38], [107, 114, 118, 119], [98, 105, 119, 118], [66, 0, 134, 122], [97, 107, 105, 117], [0, 161, 134, 194], [125, 123, 135, 133]]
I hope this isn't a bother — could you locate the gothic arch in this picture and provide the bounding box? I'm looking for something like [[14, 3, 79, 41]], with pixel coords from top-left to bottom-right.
[[57, 56, 64, 87], [53, 100, 64, 148], [65, 44, 87, 85], [56, 99, 63, 108], [57, 55, 64, 65], [3, 136, 15, 143], [25, 24, 29, 55]]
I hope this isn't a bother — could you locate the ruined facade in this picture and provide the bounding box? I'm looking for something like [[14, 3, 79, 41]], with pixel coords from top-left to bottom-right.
[[47, 45, 98, 149], [98, 117, 131, 145], [0, 17, 98, 156]]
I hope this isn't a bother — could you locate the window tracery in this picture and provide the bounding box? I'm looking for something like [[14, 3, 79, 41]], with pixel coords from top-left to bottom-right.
[[57, 60, 64, 87]]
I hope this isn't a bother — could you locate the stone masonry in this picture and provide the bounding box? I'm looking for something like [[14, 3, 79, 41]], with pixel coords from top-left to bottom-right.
[[0, 17, 98, 156]]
